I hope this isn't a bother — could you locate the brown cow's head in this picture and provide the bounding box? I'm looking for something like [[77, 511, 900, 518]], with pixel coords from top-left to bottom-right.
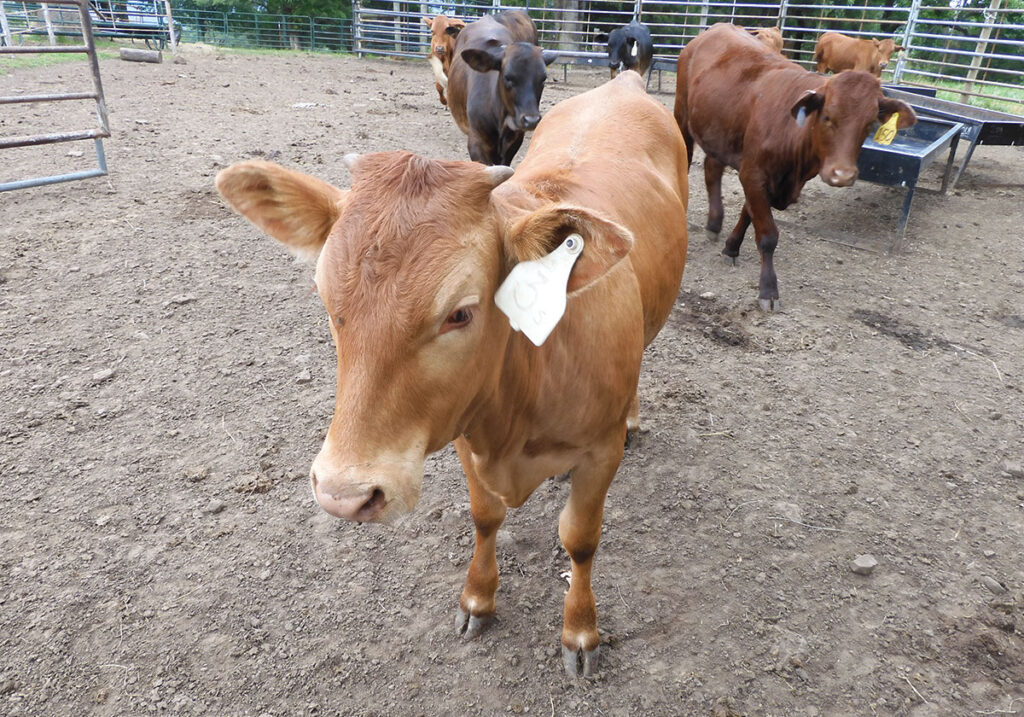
[[461, 41, 558, 131], [424, 15, 465, 74], [873, 38, 904, 72], [790, 71, 917, 187], [216, 153, 632, 523]]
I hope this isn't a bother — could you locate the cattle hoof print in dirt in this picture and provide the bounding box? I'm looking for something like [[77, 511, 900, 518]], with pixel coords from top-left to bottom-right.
[[455, 607, 492, 640], [561, 644, 599, 679]]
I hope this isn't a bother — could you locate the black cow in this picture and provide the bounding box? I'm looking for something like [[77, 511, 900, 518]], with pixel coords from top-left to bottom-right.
[[445, 11, 556, 166], [596, 21, 653, 79]]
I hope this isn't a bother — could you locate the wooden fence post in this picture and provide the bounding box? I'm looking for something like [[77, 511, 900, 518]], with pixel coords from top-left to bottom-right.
[[961, 0, 1002, 103]]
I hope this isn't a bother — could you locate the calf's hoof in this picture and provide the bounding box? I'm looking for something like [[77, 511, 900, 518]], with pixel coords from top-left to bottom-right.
[[758, 297, 781, 312], [722, 254, 739, 267], [705, 228, 720, 242], [561, 644, 599, 679], [624, 425, 649, 451], [455, 607, 493, 640]]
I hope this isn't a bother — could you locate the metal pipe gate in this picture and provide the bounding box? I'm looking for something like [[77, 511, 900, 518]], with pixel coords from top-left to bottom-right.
[[0, 0, 111, 191]]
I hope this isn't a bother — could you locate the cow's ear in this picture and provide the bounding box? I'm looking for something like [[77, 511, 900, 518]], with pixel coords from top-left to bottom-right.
[[894, 45, 905, 52], [462, 45, 504, 72], [878, 98, 917, 129], [445, 22, 464, 38], [506, 205, 633, 295], [594, 32, 609, 44], [422, 16, 433, 29], [790, 89, 824, 125], [542, 49, 559, 66], [215, 161, 348, 260]]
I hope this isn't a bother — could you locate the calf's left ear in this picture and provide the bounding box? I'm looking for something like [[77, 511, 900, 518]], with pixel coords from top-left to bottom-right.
[[216, 161, 349, 260], [542, 49, 559, 66], [462, 45, 505, 73], [506, 205, 634, 294], [878, 98, 917, 129]]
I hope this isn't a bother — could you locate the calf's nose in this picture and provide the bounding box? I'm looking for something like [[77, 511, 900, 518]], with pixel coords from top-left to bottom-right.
[[522, 115, 541, 130], [311, 469, 387, 522]]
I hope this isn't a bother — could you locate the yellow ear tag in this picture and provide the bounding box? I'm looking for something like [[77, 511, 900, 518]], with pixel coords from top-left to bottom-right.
[[874, 113, 899, 145]]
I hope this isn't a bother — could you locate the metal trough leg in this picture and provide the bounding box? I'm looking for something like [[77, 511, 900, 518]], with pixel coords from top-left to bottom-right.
[[890, 184, 916, 254]]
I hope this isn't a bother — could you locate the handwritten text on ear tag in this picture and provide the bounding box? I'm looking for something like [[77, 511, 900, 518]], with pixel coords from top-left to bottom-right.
[[495, 234, 584, 347], [874, 112, 900, 145]]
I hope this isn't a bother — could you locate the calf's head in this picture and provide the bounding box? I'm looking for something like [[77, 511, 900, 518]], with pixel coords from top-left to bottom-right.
[[424, 15, 465, 78], [790, 71, 916, 187], [873, 38, 903, 72], [216, 153, 632, 523], [462, 41, 557, 131]]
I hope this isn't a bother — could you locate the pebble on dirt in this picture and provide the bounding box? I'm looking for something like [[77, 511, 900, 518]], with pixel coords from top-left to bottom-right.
[[204, 499, 227, 515], [980, 575, 1008, 595], [850, 554, 878, 575], [295, 368, 313, 384], [90, 368, 115, 384], [1000, 460, 1023, 479]]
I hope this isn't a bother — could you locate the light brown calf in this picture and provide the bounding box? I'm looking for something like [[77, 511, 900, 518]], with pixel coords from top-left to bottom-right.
[[751, 25, 784, 54], [216, 72, 689, 678], [814, 31, 905, 76], [423, 14, 466, 105]]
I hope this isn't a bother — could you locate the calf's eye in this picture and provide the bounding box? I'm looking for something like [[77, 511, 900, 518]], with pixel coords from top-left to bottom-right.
[[441, 307, 473, 334]]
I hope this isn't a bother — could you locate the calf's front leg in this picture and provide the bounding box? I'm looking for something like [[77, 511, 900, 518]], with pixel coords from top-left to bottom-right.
[[454, 438, 507, 638], [559, 433, 624, 678]]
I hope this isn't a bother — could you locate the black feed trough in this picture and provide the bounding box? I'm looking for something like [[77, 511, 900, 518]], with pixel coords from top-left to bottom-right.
[[882, 87, 1024, 190], [854, 116, 964, 253]]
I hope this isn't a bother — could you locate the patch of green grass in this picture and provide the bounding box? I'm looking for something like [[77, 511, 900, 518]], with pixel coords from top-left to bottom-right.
[[906, 76, 1024, 116], [0, 40, 120, 74]]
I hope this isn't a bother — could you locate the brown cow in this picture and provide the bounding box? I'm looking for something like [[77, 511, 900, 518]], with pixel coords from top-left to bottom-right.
[[423, 15, 466, 106], [216, 71, 689, 678], [751, 25, 784, 54], [674, 23, 915, 310], [814, 31, 905, 76], [446, 10, 556, 165]]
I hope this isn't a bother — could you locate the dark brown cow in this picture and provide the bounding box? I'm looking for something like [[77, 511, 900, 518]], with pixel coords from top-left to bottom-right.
[[216, 71, 689, 678], [445, 10, 556, 166], [814, 31, 905, 76], [423, 15, 466, 106], [674, 23, 915, 309]]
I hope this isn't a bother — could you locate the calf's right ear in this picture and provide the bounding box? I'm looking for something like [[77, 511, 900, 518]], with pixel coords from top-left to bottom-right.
[[462, 45, 505, 73], [791, 89, 824, 126], [422, 16, 433, 29], [215, 161, 348, 260]]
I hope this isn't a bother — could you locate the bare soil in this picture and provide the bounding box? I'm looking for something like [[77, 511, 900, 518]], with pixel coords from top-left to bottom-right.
[[2, 45, 1023, 717]]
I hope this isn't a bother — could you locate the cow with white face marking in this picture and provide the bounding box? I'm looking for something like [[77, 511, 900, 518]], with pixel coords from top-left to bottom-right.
[[216, 71, 689, 678]]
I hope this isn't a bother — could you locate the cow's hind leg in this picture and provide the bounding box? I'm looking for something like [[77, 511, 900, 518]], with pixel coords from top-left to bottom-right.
[[454, 438, 507, 638], [559, 434, 624, 678], [704, 155, 727, 241]]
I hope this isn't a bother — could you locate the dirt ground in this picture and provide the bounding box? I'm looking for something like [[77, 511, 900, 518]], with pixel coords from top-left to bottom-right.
[[2, 44, 1022, 717]]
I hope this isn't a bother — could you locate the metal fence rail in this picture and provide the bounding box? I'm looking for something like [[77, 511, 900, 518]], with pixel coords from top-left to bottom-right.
[[0, 0, 110, 191], [352, 0, 1023, 114], [1, 0, 178, 49]]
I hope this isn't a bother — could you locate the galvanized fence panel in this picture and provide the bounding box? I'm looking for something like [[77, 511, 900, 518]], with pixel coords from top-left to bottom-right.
[[1, 0, 177, 49], [0, 0, 110, 191], [171, 7, 352, 53]]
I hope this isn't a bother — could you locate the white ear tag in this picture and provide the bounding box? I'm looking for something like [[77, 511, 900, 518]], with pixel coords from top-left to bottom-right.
[[631, 42, 638, 58], [495, 234, 584, 347]]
